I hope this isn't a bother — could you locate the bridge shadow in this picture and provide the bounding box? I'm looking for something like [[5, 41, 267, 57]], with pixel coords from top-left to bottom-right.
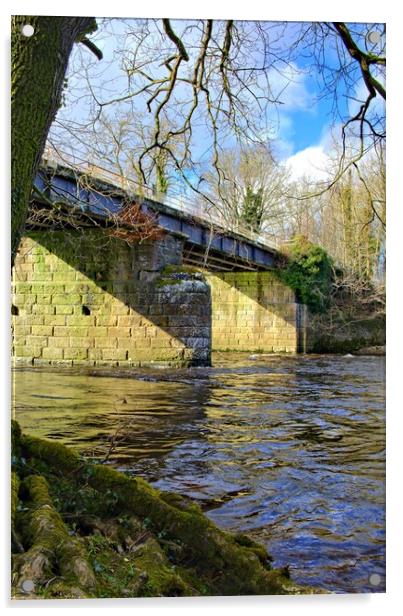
[[12, 363, 215, 477], [13, 229, 211, 367], [13, 229, 303, 367], [205, 272, 304, 354]]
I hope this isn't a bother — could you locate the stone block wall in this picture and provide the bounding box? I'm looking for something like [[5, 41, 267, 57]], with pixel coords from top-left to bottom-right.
[[12, 231, 211, 367], [206, 271, 306, 353]]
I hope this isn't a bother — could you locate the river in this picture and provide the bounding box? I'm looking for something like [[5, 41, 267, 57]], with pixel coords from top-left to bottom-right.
[[12, 352, 385, 594]]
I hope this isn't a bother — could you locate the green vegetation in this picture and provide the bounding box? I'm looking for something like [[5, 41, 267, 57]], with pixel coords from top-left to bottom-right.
[[11, 421, 318, 599], [277, 236, 334, 313], [154, 277, 184, 288], [161, 264, 201, 275], [241, 186, 264, 232]]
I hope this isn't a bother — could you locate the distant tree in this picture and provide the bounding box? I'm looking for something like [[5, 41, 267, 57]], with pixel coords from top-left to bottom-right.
[[12, 17, 386, 261], [283, 144, 385, 316], [201, 144, 290, 235]]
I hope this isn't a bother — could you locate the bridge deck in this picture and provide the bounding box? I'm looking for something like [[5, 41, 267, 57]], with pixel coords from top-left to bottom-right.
[[32, 163, 281, 271]]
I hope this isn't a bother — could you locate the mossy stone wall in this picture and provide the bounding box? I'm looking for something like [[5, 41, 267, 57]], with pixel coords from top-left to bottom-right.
[[12, 231, 306, 365], [207, 272, 306, 353], [12, 231, 211, 367]]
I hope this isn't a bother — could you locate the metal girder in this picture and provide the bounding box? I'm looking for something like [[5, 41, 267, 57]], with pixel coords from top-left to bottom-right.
[[33, 167, 279, 271]]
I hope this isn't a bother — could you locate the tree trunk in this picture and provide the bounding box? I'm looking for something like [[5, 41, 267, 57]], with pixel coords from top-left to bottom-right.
[[11, 16, 97, 265]]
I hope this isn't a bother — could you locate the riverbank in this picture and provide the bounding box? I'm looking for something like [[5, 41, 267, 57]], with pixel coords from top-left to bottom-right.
[[11, 420, 318, 599], [307, 314, 385, 354]]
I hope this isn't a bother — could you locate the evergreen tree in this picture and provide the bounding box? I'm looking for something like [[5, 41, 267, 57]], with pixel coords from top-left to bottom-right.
[[241, 186, 264, 232]]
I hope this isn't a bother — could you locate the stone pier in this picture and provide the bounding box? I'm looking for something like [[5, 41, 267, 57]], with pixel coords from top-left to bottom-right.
[[12, 230, 306, 368], [12, 231, 211, 367], [207, 272, 307, 354]]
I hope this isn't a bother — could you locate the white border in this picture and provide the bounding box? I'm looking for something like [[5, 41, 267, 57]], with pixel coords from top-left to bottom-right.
[[2, 1, 402, 614]]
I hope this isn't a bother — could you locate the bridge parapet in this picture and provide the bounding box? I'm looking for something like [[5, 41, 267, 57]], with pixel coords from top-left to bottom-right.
[[41, 154, 281, 251], [34, 159, 281, 271]]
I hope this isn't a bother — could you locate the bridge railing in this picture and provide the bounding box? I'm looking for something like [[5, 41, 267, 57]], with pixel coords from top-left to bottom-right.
[[41, 150, 282, 252]]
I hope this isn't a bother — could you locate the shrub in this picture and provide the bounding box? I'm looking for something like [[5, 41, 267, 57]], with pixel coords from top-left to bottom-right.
[[277, 235, 334, 313]]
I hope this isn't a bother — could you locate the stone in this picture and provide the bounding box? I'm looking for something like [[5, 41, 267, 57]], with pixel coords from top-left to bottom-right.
[[12, 231, 303, 367], [355, 345, 385, 356], [206, 271, 301, 353]]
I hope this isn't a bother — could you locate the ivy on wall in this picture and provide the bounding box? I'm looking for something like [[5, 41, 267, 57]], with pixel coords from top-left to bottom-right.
[[276, 236, 334, 313]]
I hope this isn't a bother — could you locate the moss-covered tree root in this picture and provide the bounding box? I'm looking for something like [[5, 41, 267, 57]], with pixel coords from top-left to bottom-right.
[[13, 474, 96, 598], [11, 421, 322, 598]]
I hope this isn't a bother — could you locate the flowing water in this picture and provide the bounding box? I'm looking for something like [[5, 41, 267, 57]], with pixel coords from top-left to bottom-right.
[[12, 353, 385, 594]]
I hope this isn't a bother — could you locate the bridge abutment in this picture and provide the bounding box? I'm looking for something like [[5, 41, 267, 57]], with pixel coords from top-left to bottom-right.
[[12, 231, 211, 368], [12, 231, 307, 369], [207, 272, 306, 354]]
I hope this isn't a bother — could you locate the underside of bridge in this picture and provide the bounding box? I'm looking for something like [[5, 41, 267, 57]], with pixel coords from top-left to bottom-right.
[[182, 242, 268, 272], [12, 224, 307, 369]]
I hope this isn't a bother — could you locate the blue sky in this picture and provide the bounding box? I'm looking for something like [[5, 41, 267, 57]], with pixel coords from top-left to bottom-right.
[[49, 18, 385, 186]]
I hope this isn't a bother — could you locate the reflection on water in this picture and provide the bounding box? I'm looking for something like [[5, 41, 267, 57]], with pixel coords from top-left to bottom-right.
[[12, 353, 385, 594]]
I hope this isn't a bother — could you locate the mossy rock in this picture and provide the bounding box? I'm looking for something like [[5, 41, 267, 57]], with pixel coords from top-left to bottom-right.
[[155, 266, 205, 289], [308, 314, 386, 354], [161, 264, 201, 275], [11, 423, 322, 599]]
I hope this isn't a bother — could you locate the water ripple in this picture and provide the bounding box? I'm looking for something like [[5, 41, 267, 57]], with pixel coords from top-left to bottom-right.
[[13, 353, 385, 594]]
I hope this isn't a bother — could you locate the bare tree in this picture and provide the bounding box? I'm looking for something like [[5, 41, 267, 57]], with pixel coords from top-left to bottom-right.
[[202, 143, 290, 234], [49, 19, 385, 210], [289, 146, 385, 289], [286, 21, 385, 193], [12, 17, 386, 262]]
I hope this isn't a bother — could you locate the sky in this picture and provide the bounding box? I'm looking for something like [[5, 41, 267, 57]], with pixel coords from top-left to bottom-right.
[[258, 22, 386, 180], [49, 18, 385, 189], [48, 19, 384, 189]]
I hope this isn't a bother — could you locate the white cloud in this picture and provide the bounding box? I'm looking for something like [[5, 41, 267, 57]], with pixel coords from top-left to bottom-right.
[[264, 114, 295, 159], [285, 145, 331, 182], [267, 63, 314, 112], [257, 63, 319, 160]]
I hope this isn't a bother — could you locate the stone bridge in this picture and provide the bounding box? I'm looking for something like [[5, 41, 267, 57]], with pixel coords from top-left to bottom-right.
[[12, 163, 307, 367]]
